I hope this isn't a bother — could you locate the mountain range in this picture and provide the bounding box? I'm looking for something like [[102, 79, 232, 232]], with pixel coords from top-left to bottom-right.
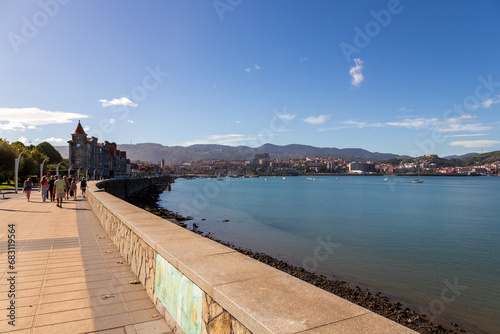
[[56, 143, 407, 163]]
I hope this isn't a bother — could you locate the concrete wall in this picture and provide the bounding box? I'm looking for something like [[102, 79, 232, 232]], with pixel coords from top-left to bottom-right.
[[87, 180, 415, 334]]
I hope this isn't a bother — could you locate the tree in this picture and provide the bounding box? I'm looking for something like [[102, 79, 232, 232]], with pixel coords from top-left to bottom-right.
[[0, 139, 17, 184], [37, 142, 63, 163]]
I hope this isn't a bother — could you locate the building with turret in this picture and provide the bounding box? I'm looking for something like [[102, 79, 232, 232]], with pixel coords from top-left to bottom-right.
[[68, 121, 128, 178]]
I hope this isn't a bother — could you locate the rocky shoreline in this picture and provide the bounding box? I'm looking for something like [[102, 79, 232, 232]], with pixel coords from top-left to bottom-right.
[[126, 183, 466, 334]]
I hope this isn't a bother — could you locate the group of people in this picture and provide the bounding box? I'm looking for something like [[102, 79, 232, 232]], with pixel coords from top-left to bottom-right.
[[23, 175, 87, 207]]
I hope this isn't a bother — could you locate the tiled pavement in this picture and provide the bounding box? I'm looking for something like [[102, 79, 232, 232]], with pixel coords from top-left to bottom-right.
[[0, 189, 172, 334]]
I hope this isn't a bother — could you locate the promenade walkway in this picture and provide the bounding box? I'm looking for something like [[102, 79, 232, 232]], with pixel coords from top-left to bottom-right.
[[0, 189, 172, 334]]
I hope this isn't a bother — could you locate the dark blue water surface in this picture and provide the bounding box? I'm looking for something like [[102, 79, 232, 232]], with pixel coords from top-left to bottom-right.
[[159, 176, 500, 333]]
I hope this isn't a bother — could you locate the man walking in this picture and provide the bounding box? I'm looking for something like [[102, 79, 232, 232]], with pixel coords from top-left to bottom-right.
[[54, 175, 66, 208]]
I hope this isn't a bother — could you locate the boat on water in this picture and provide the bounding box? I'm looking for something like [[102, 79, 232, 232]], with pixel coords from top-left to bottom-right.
[[412, 168, 424, 183]]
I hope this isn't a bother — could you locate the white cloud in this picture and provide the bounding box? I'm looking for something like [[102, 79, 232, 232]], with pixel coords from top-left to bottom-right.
[[127, 120, 134, 124], [27, 125, 37, 129], [299, 57, 308, 63], [18, 136, 30, 145], [184, 134, 257, 146], [437, 123, 491, 132], [444, 133, 487, 138], [398, 107, 414, 112], [459, 115, 477, 120], [0, 107, 88, 132], [83, 126, 90, 131], [349, 58, 364, 88], [235, 120, 241, 124], [303, 114, 331, 125], [386, 118, 439, 129], [44, 137, 67, 144], [277, 113, 296, 121], [110, 118, 116, 124], [254, 64, 261, 70], [98, 97, 138, 108], [449, 140, 500, 148], [245, 68, 251, 73], [470, 96, 500, 109]]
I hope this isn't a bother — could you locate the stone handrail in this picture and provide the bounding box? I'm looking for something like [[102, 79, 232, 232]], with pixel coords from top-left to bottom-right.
[[87, 180, 415, 334]]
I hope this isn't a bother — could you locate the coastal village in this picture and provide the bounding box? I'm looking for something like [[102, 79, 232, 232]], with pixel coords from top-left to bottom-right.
[[139, 154, 500, 177]]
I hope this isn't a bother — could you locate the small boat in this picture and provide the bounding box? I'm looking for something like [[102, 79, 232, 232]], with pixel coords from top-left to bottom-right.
[[412, 168, 423, 183], [282, 177, 287, 180], [384, 177, 389, 181]]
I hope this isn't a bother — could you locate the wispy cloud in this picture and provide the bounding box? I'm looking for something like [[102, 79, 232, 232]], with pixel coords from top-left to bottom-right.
[[449, 140, 500, 148], [183, 134, 257, 146], [444, 133, 487, 138], [127, 120, 134, 124], [0, 107, 88, 132], [277, 113, 296, 121], [44, 137, 67, 143], [349, 58, 364, 88], [109, 118, 116, 124], [386, 118, 439, 129], [398, 107, 414, 112], [235, 120, 241, 124], [459, 115, 477, 120], [83, 126, 90, 131], [303, 114, 331, 125], [436, 122, 491, 132], [98, 97, 138, 108], [470, 95, 500, 109], [245, 64, 261, 73], [299, 57, 308, 63]]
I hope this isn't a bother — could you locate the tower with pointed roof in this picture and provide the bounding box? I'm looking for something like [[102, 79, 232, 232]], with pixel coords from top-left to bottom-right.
[[68, 120, 89, 172]]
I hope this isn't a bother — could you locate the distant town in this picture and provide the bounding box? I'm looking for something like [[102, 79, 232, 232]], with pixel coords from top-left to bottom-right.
[[134, 153, 500, 177]]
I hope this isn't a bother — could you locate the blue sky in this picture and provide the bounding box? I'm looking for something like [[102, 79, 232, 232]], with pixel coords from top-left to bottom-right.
[[1, 0, 499, 158]]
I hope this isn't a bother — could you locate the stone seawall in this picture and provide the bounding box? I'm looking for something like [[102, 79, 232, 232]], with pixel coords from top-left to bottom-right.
[[87, 178, 416, 334], [95, 176, 171, 199]]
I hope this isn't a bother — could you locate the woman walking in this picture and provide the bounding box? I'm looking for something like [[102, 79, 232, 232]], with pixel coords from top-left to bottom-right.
[[40, 176, 48, 202], [23, 177, 33, 202]]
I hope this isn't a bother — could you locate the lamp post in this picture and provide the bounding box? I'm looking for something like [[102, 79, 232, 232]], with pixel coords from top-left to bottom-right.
[[56, 162, 63, 176], [85, 167, 90, 179], [93, 169, 97, 180], [77, 167, 82, 180], [14, 150, 28, 194], [40, 158, 49, 184], [68, 164, 73, 178]]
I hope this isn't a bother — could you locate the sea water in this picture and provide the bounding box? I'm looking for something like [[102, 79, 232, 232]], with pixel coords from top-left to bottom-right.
[[159, 176, 500, 333]]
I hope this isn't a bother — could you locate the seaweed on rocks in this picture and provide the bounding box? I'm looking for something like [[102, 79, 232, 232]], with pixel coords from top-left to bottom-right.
[[125, 182, 192, 222]]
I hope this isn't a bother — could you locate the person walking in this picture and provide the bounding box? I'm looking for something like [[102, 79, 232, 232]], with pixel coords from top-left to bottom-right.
[[71, 179, 78, 200], [63, 176, 70, 200], [40, 176, 48, 202], [48, 176, 55, 202], [23, 177, 33, 202], [80, 177, 87, 198], [54, 175, 66, 208]]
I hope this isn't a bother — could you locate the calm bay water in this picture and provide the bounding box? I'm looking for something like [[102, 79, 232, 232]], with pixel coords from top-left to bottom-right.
[[159, 176, 500, 333]]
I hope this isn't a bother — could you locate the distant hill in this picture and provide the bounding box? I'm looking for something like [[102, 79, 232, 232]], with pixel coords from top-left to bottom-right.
[[443, 152, 478, 159], [111, 143, 404, 163], [459, 150, 500, 165]]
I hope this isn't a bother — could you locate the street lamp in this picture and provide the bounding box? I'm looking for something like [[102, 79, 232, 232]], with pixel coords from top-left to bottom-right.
[[14, 150, 28, 194], [40, 157, 49, 184], [93, 169, 97, 180], [77, 167, 82, 180], [85, 167, 90, 179], [56, 162, 63, 176], [68, 164, 74, 178]]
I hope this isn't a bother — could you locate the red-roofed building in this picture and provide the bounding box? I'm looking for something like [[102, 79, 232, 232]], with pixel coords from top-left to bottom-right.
[[68, 121, 129, 179]]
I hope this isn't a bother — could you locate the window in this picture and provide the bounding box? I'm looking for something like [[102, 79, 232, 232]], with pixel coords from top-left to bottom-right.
[[76, 144, 80, 148]]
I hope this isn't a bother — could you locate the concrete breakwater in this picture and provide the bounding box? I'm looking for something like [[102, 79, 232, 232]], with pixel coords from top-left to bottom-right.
[[88, 177, 415, 334]]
